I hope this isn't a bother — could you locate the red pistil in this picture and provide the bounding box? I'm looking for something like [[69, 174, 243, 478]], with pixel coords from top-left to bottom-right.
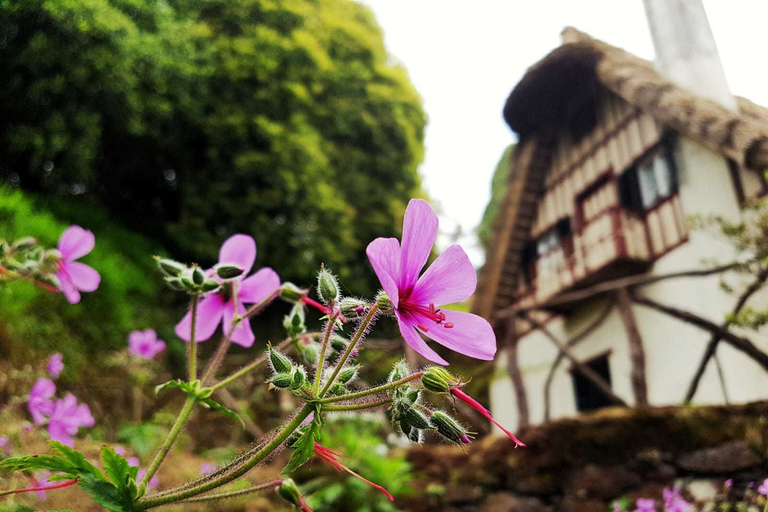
[[2, 477, 79, 496], [450, 388, 525, 448], [313, 443, 394, 502], [402, 302, 454, 330]]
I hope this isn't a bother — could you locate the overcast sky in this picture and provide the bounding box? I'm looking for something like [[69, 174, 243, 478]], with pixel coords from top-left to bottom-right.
[[360, 0, 768, 265]]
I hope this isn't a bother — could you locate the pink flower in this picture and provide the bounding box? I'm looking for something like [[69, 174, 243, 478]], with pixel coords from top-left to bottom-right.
[[758, 478, 768, 497], [450, 387, 525, 448], [28, 378, 56, 425], [200, 462, 216, 476], [313, 443, 393, 502], [663, 487, 692, 512], [55, 226, 100, 304], [47, 393, 94, 447], [137, 468, 159, 490], [34, 470, 51, 500], [634, 498, 656, 512], [366, 199, 496, 364], [128, 330, 166, 359], [175, 234, 280, 348], [47, 353, 64, 379], [0, 435, 11, 455], [114, 446, 140, 467]]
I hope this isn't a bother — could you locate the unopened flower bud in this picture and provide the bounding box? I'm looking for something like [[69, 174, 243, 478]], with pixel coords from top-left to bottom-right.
[[388, 359, 410, 383], [317, 267, 339, 304], [278, 479, 302, 507], [402, 408, 431, 430], [421, 366, 460, 393], [338, 365, 359, 384], [215, 263, 244, 280], [280, 282, 308, 303], [340, 297, 368, 318], [430, 411, 471, 444], [12, 237, 36, 250], [155, 257, 186, 277], [290, 367, 307, 390], [297, 342, 317, 366], [375, 291, 394, 315], [269, 373, 293, 390], [269, 346, 294, 374], [407, 426, 423, 444], [0, 240, 8, 257], [201, 280, 220, 292], [192, 266, 206, 286], [283, 303, 306, 334], [326, 382, 346, 396], [165, 277, 185, 291]]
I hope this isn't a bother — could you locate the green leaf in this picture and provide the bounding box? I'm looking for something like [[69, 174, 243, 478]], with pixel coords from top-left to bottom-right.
[[154, 379, 190, 396], [0, 455, 72, 474], [283, 422, 318, 474], [199, 397, 245, 429], [100, 446, 131, 491], [77, 473, 126, 512]]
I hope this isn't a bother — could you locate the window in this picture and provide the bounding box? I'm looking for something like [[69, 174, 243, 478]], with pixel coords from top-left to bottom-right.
[[536, 218, 572, 257], [572, 353, 613, 412], [619, 139, 678, 213]]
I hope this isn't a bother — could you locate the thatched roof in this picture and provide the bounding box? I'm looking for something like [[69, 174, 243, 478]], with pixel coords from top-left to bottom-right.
[[475, 27, 768, 321]]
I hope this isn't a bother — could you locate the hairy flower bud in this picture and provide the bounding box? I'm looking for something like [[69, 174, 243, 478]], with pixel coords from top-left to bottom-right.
[[421, 366, 460, 393], [340, 297, 368, 318], [290, 366, 307, 390], [192, 266, 206, 286], [280, 282, 308, 303], [155, 257, 186, 277], [269, 373, 293, 390], [283, 303, 306, 335], [269, 346, 294, 374], [337, 365, 359, 385], [297, 342, 317, 366], [375, 291, 394, 315], [201, 280, 220, 292], [388, 359, 410, 383], [278, 479, 301, 507], [331, 335, 349, 353], [12, 237, 36, 250], [430, 411, 471, 444], [317, 268, 339, 304], [214, 263, 244, 280], [402, 408, 431, 430], [165, 277, 185, 291], [326, 382, 346, 396]]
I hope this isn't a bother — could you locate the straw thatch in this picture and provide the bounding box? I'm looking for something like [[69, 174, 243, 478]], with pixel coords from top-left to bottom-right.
[[475, 27, 768, 321]]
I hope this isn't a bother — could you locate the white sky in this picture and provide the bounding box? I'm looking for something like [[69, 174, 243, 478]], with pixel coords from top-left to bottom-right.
[[360, 0, 768, 265]]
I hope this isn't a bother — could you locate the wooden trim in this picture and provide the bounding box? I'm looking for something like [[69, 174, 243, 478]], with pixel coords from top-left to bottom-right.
[[615, 287, 648, 405], [727, 159, 747, 206]]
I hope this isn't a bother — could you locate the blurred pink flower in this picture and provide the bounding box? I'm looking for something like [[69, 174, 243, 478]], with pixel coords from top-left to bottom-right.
[[34, 470, 51, 500], [663, 487, 692, 512], [634, 498, 655, 512], [28, 378, 56, 425], [128, 330, 166, 359], [47, 353, 64, 379], [47, 393, 94, 447], [55, 226, 100, 304], [137, 468, 159, 490], [200, 462, 216, 476], [758, 478, 768, 497], [366, 199, 496, 364], [175, 234, 280, 348], [0, 435, 11, 455]]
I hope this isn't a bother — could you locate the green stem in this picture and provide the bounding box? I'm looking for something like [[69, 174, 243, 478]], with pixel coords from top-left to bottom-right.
[[188, 295, 200, 381], [323, 398, 392, 412], [202, 288, 280, 384], [139, 396, 196, 493], [313, 309, 338, 395], [179, 479, 282, 503], [319, 304, 379, 397], [135, 405, 313, 510], [318, 372, 423, 404], [210, 336, 294, 392]]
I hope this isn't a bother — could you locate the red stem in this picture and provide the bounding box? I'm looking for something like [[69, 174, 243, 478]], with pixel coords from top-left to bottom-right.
[[3, 478, 78, 496], [301, 296, 348, 323], [451, 387, 526, 448]]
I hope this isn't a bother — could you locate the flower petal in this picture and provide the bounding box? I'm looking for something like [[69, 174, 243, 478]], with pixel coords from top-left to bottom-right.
[[57, 269, 80, 304], [219, 234, 256, 275], [57, 226, 95, 261], [239, 267, 281, 305], [175, 294, 226, 342], [419, 309, 496, 360], [65, 262, 100, 292], [223, 300, 256, 348], [399, 199, 438, 291], [395, 310, 448, 365], [411, 245, 476, 306], [366, 237, 401, 307]]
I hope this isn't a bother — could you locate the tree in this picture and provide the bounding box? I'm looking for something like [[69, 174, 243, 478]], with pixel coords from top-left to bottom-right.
[[0, 0, 426, 294], [478, 144, 514, 252]]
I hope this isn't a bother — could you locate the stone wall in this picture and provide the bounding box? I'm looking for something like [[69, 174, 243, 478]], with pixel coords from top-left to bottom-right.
[[401, 401, 768, 512]]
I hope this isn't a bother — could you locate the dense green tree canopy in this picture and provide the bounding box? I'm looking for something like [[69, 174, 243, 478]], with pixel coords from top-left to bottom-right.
[[0, 0, 426, 294], [478, 144, 514, 253]]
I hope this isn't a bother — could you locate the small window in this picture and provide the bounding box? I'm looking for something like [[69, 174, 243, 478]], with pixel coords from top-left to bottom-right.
[[620, 139, 678, 213], [572, 353, 613, 412], [537, 229, 560, 257]]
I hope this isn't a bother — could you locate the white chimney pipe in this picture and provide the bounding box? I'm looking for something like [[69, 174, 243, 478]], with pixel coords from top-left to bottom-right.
[[642, 0, 736, 111]]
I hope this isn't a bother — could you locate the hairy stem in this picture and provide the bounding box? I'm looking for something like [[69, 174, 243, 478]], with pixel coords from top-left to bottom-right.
[[320, 304, 378, 397], [210, 336, 295, 392], [188, 295, 200, 381], [135, 405, 313, 509], [139, 396, 196, 493], [179, 479, 282, 503], [0, 265, 59, 292], [313, 309, 339, 395], [323, 398, 392, 412], [318, 372, 423, 404]]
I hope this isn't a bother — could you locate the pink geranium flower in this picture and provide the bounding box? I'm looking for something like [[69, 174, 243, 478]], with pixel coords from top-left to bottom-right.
[[128, 330, 166, 359], [758, 478, 768, 497], [55, 226, 100, 304], [47, 353, 64, 379], [28, 378, 56, 425], [175, 234, 280, 348], [200, 462, 216, 476], [136, 468, 159, 490], [634, 498, 656, 512], [47, 393, 94, 447], [366, 199, 496, 364]]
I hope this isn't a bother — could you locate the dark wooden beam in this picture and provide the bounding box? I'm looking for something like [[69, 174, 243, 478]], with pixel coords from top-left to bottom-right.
[[500, 318, 530, 428], [615, 287, 648, 405]]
